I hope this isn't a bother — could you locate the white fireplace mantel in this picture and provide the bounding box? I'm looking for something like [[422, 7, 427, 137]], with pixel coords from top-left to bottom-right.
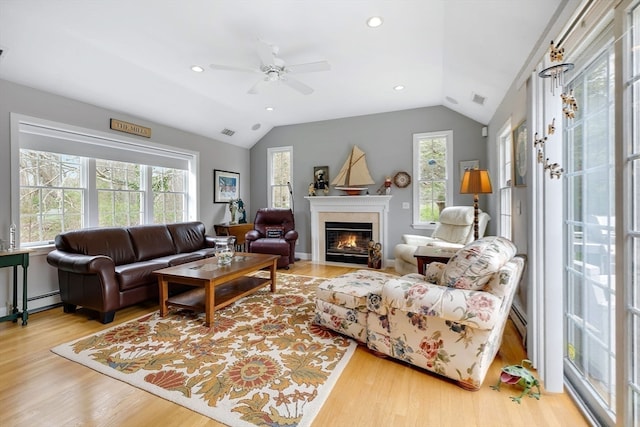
[[305, 195, 392, 266]]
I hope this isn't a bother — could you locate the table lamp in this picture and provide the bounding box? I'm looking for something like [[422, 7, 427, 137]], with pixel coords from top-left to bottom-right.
[[460, 169, 493, 240]]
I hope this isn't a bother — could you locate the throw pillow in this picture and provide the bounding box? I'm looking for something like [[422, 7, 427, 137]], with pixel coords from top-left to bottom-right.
[[265, 226, 284, 238], [440, 236, 516, 290]]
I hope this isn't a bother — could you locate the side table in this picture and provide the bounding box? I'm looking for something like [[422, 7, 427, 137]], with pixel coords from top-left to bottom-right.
[[214, 223, 254, 251], [413, 245, 456, 275], [0, 249, 30, 325]]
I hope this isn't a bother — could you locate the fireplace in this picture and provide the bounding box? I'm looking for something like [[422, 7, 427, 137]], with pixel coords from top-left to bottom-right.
[[325, 221, 373, 265], [305, 195, 391, 267]]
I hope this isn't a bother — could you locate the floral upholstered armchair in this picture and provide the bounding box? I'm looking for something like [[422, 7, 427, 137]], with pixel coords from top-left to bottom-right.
[[367, 236, 524, 390]]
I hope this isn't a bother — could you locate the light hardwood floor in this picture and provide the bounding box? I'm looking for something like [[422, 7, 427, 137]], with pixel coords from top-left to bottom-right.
[[0, 261, 588, 427]]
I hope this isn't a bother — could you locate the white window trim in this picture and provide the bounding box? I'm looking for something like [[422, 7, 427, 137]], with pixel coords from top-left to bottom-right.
[[412, 130, 453, 229], [497, 119, 513, 240], [267, 145, 293, 209], [10, 113, 199, 245]]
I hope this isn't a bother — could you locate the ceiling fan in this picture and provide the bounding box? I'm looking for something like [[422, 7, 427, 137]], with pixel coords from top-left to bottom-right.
[[209, 41, 330, 95]]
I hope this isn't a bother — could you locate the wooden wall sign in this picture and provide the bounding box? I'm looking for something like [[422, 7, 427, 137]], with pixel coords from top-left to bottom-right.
[[110, 118, 151, 138]]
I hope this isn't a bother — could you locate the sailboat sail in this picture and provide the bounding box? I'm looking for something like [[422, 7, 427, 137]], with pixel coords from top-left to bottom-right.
[[331, 145, 375, 188]]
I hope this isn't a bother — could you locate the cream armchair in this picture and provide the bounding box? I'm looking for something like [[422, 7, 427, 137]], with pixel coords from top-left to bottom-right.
[[394, 206, 490, 275]]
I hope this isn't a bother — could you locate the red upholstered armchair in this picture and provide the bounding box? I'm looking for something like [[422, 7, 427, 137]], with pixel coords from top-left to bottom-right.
[[245, 208, 298, 269]]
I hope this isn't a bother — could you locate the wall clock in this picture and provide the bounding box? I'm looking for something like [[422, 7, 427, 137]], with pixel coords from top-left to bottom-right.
[[393, 171, 411, 188]]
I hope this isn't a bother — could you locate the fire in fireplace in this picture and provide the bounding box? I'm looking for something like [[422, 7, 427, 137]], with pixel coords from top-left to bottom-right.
[[325, 221, 373, 265]]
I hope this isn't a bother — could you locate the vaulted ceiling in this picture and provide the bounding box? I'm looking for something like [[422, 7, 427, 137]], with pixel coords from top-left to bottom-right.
[[0, 0, 566, 148]]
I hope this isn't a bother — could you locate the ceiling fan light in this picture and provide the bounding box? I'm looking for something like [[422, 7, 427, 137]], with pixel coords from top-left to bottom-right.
[[367, 16, 383, 28], [265, 106, 274, 111]]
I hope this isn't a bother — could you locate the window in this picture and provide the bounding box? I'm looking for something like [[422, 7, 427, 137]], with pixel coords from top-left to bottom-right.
[[498, 121, 513, 239], [267, 146, 292, 209], [96, 159, 144, 226], [412, 131, 452, 228], [12, 114, 196, 246], [152, 166, 187, 224], [19, 150, 84, 244], [564, 39, 616, 422]]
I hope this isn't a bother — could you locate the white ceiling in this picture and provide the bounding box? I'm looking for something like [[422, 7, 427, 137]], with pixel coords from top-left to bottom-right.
[[0, 0, 564, 148]]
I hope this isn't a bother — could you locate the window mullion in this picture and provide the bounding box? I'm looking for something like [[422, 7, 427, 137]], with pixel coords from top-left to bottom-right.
[[86, 158, 97, 227]]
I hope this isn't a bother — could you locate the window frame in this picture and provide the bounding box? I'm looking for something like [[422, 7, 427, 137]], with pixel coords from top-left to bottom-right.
[[412, 130, 453, 229], [498, 120, 513, 240], [11, 114, 198, 247]]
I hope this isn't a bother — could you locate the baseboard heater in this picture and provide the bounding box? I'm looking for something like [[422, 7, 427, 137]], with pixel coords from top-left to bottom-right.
[[26, 290, 62, 314], [509, 304, 527, 345]]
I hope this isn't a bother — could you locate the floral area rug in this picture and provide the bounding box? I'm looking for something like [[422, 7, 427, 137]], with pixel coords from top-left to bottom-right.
[[51, 272, 356, 427]]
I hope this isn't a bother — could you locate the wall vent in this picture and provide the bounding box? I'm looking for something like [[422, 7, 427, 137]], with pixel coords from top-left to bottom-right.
[[471, 93, 486, 106], [221, 128, 235, 136]]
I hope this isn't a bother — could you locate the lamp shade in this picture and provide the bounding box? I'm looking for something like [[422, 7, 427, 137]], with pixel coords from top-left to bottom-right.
[[460, 169, 493, 194]]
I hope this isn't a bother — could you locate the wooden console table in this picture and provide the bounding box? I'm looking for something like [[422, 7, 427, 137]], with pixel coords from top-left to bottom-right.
[[214, 223, 254, 251], [0, 249, 30, 325]]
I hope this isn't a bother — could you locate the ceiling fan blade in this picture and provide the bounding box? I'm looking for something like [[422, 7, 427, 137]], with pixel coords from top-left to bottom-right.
[[209, 63, 258, 73], [286, 61, 331, 74], [256, 41, 275, 67], [281, 76, 314, 95], [247, 78, 267, 95]]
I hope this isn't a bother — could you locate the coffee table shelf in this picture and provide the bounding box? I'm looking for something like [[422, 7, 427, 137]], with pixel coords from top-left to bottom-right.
[[166, 276, 271, 313]]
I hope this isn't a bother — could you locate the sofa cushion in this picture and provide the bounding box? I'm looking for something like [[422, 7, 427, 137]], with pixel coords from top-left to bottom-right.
[[128, 224, 176, 261], [315, 270, 397, 312], [115, 259, 169, 291], [382, 275, 503, 330], [55, 227, 136, 266], [167, 221, 207, 253], [441, 236, 516, 290]]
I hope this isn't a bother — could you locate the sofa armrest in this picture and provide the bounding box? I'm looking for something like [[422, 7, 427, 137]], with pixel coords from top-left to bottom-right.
[[284, 230, 298, 241], [47, 250, 115, 274], [382, 276, 503, 330], [245, 229, 263, 242], [402, 234, 436, 246], [204, 235, 216, 248]]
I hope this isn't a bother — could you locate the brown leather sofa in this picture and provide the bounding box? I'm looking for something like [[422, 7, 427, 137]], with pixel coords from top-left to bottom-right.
[[245, 208, 298, 269], [46, 221, 216, 323]]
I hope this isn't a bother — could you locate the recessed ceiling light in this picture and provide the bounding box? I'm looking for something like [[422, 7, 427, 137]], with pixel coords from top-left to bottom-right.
[[393, 85, 405, 91], [366, 16, 383, 28], [191, 65, 204, 73], [265, 106, 274, 111], [251, 123, 261, 131]]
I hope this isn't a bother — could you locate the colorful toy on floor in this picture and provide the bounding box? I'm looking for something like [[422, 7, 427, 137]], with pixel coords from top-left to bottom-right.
[[491, 359, 541, 404]]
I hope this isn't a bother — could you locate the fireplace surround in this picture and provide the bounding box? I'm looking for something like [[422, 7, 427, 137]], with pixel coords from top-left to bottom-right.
[[305, 195, 392, 267]]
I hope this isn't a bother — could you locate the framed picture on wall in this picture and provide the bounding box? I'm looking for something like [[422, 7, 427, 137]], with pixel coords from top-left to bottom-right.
[[214, 169, 240, 203], [513, 121, 527, 187], [313, 166, 329, 191]]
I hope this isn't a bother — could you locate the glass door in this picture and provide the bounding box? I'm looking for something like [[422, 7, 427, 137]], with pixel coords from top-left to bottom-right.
[[564, 44, 617, 422]]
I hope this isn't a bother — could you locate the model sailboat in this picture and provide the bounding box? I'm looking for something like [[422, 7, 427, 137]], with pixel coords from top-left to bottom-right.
[[331, 145, 375, 195]]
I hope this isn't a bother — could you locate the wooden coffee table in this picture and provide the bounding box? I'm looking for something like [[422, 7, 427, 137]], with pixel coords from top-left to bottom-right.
[[154, 252, 279, 326]]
